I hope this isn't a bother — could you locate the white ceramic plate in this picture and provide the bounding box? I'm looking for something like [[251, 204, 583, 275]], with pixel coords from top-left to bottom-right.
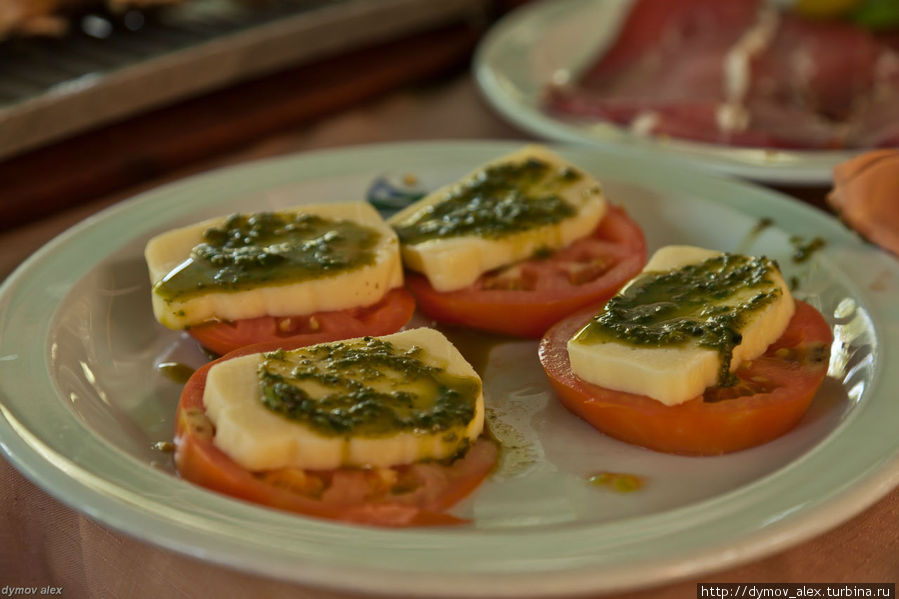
[[1, 141, 898, 597], [474, 0, 869, 185]]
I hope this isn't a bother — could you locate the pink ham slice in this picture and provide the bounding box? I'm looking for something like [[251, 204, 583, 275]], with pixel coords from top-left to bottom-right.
[[547, 0, 899, 149]]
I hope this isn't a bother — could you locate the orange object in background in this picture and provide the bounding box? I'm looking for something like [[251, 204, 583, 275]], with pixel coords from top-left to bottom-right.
[[828, 149, 899, 256]]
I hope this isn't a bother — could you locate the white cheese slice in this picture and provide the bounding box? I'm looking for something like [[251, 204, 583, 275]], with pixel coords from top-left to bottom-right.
[[203, 328, 485, 471], [145, 202, 402, 329], [567, 245, 795, 406], [388, 145, 607, 292]]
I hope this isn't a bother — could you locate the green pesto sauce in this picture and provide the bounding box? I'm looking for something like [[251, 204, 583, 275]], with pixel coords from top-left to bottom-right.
[[257, 338, 480, 437], [587, 471, 645, 493], [154, 212, 380, 302], [751, 217, 774, 236], [790, 235, 827, 263], [573, 254, 782, 386], [393, 158, 588, 245], [736, 217, 774, 254]]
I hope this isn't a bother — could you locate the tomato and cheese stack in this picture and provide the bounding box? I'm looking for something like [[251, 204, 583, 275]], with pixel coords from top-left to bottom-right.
[[175, 328, 497, 526], [145, 202, 415, 354], [539, 245, 832, 455], [389, 145, 647, 338], [391, 145, 606, 292], [204, 329, 484, 470], [567, 246, 796, 405]]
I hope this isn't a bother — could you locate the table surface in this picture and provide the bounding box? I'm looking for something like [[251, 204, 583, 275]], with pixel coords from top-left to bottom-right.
[[1, 21, 897, 598]]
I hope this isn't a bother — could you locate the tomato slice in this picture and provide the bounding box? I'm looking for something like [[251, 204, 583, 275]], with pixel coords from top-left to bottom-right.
[[405, 205, 647, 338], [538, 300, 832, 455], [186, 287, 416, 355], [174, 340, 497, 527]]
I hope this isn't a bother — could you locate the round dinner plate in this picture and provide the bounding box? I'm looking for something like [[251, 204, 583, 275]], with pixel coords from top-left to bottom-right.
[[474, 0, 870, 185], [1, 141, 898, 597]]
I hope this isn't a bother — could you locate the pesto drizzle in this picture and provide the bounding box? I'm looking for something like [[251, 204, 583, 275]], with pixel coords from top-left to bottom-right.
[[257, 338, 480, 437], [393, 158, 588, 245], [574, 254, 782, 386], [736, 217, 774, 254], [155, 212, 380, 301], [790, 235, 827, 263]]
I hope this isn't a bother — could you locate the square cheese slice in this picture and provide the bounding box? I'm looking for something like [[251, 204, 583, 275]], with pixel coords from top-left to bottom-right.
[[203, 328, 485, 471], [145, 201, 402, 329], [388, 145, 607, 292], [567, 246, 795, 406]]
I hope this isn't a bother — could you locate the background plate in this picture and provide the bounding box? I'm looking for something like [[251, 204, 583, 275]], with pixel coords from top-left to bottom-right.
[[1, 141, 899, 597], [474, 0, 869, 185]]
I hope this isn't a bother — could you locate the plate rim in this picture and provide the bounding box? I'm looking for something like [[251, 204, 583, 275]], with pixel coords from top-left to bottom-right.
[[1, 140, 898, 596]]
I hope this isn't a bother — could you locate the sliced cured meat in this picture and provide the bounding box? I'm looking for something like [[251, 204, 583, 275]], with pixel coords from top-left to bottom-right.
[[546, 0, 899, 149], [547, 93, 845, 149], [577, 0, 759, 91], [851, 94, 899, 147], [747, 14, 899, 121]]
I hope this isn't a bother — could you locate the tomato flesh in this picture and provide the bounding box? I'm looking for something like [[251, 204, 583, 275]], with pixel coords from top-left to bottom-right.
[[187, 287, 416, 355], [406, 205, 647, 338], [538, 300, 832, 455], [174, 340, 497, 527]]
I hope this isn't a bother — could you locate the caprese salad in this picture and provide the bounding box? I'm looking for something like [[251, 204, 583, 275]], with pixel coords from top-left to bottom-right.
[[539, 245, 832, 455], [146, 147, 836, 527], [388, 145, 647, 337], [145, 201, 415, 355], [174, 328, 497, 527]]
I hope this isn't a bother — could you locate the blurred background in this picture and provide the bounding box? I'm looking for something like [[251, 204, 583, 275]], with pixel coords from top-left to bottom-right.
[[1, 1, 897, 596], [0, 0, 536, 227]]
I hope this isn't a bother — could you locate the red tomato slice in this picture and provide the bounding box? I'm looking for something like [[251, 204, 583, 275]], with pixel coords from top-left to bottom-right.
[[538, 300, 832, 455], [174, 340, 497, 527], [405, 205, 647, 338], [187, 287, 416, 355]]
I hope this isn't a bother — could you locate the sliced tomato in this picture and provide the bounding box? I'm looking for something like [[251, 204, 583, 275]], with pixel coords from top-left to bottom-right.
[[186, 287, 416, 355], [174, 340, 497, 527], [405, 205, 647, 338], [538, 300, 832, 455]]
